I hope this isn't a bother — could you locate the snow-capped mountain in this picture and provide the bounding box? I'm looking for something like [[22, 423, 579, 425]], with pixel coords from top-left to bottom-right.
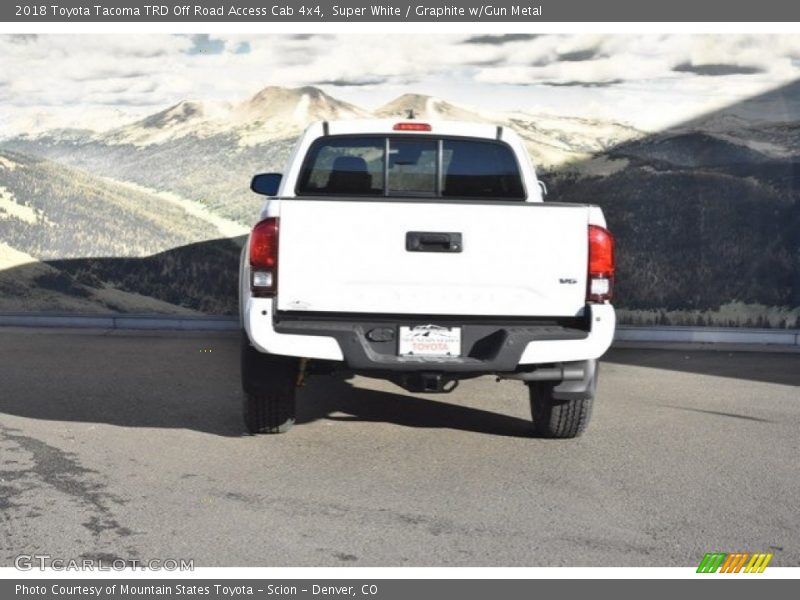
[[372, 93, 645, 168], [0, 86, 652, 225], [233, 85, 370, 145], [8, 86, 645, 162], [96, 86, 371, 147], [100, 100, 233, 146], [0, 105, 145, 141], [375, 94, 489, 122]]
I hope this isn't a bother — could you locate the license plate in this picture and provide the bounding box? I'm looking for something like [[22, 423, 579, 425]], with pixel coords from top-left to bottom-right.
[[398, 325, 461, 357]]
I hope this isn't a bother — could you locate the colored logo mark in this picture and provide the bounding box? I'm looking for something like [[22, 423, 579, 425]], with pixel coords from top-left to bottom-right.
[[697, 552, 773, 573]]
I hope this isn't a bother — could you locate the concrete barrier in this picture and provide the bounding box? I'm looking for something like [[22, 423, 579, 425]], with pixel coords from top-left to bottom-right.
[[615, 325, 800, 347], [0, 313, 239, 331]]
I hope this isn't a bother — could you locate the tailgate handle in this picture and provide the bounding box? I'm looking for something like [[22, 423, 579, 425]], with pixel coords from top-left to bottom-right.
[[406, 231, 462, 253]]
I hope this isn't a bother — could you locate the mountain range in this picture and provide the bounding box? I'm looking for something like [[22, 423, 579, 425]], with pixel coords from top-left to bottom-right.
[[4, 87, 645, 209], [0, 149, 241, 314]]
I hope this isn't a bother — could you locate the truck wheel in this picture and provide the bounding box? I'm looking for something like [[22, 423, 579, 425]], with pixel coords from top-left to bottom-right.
[[241, 332, 299, 434], [527, 363, 597, 438], [528, 383, 593, 438]]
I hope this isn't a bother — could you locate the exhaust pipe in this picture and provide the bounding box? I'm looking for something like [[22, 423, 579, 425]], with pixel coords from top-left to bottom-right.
[[498, 364, 585, 382]]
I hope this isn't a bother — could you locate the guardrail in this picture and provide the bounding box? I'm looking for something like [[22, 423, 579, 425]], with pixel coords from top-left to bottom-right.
[[0, 313, 239, 331], [614, 325, 800, 347], [1, 313, 798, 348]]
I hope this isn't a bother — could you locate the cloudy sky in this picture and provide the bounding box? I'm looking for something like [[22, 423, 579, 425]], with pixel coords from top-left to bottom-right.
[[2, 33, 800, 133]]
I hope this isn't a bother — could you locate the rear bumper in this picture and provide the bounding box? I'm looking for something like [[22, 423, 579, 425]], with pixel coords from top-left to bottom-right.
[[244, 299, 615, 373]]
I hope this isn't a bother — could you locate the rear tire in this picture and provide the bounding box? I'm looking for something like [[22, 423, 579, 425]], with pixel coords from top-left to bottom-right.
[[241, 332, 299, 434], [528, 366, 597, 438]]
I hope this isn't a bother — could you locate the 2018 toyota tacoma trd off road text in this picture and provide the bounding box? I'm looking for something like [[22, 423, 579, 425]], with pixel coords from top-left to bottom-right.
[[240, 119, 616, 438]]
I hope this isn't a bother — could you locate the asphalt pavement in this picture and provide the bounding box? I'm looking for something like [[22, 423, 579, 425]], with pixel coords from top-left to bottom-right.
[[1, 327, 798, 567]]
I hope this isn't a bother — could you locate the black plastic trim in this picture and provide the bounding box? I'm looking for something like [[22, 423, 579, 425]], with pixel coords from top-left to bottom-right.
[[275, 310, 590, 329], [273, 311, 592, 375]]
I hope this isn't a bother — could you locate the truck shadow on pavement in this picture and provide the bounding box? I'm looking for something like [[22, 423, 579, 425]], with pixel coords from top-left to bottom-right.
[[296, 375, 536, 438], [0, 327, 535, 438]]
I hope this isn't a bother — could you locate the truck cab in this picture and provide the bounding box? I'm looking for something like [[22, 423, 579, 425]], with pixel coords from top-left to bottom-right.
[[240, 119, 615, 438]]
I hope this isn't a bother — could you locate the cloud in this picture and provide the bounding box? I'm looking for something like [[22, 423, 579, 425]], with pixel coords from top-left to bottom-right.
[[540, 79, 623, 87], [8, 34, 37, 44], [474, 35, 800, 86], [314, 78, 389, 87], [673, 62, 765, 76], [70, 69, 149, 82], [462, 34, 540, 45], [186, 34, 225, 55], [2, 33, 800, 133], [557, 48, 602, 62]]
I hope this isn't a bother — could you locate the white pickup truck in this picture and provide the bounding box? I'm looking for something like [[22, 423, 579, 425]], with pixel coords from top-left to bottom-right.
[[240, 119, 615, 438]]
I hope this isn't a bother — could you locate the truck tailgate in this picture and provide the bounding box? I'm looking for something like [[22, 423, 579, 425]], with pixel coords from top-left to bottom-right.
[[277, 199, 590, 318]]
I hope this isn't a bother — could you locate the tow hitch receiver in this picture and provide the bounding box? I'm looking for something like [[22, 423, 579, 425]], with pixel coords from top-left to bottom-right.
[[395, 372, 459, 393]]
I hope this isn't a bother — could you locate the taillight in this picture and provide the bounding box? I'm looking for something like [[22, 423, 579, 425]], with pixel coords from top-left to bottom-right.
[[249, 217, 278, 296], [393, 122, 432, 131], [587, 224, 615, 303]]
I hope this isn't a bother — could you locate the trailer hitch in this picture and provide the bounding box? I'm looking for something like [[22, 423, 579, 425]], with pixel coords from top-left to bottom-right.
[[395, 372, 459, 394]]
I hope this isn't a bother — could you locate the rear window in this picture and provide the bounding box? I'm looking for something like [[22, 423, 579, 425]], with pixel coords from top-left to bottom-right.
[[296, 135, 525, 199]]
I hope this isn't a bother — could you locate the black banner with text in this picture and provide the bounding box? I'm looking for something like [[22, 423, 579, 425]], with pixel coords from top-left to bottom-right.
[[4, 0, 800, 22]]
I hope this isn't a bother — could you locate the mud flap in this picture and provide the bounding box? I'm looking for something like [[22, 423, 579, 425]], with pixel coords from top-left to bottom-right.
[[551, 359, 598, 401]]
